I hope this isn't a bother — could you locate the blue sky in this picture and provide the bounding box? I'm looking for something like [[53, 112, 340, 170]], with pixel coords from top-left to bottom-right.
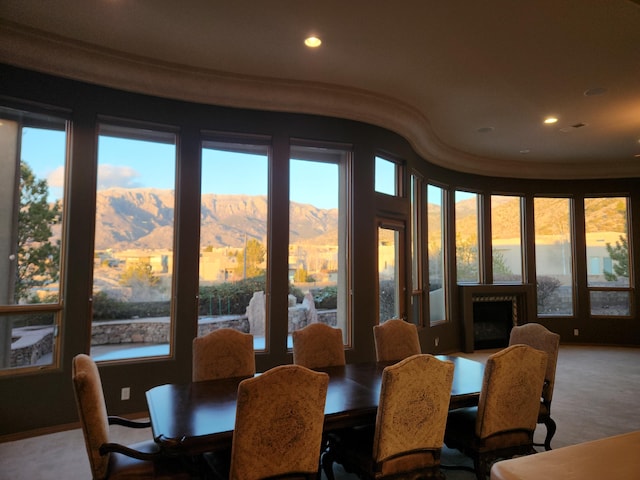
[[22, 128, 339, 210], [21, 126, 470, 210]]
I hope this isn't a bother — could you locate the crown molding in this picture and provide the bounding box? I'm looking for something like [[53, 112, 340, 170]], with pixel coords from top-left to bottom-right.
[[1, 22, 637, 180]]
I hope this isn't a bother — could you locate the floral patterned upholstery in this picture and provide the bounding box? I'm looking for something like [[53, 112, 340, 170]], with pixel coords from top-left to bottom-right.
[[373, 319, 421, 362], [509, 322, 560, 450], [323, 354, 454, 480], [292, 323, 345, 369], [192, 328, 255, 382], [224, 364, 329, 480], [444, 345, 548, 480], [72, 354, 189, 480]]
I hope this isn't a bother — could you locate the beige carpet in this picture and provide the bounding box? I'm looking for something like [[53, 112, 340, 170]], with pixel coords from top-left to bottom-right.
[[1, 345, 639, 479]]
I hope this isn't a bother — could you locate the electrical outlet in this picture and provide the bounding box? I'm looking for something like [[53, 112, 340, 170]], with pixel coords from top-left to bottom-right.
[[573, 329, 579, 336], [434, 337, 439, 347], [121, 387, 130, 401]]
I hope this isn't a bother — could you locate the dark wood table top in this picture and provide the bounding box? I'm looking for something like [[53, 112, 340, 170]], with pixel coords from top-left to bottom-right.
[[146, 355, 484, 456]]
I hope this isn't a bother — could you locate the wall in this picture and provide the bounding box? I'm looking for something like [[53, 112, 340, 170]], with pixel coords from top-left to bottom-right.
[[0, 64, 638, 439]]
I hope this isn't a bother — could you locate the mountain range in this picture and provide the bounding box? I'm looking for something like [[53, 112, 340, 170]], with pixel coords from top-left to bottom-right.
[[93, 188, 627, 251], [94, 188, 339, 250]]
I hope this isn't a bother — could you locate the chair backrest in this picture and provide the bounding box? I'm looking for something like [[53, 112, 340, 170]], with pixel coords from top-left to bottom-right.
[[292, 323, 345, 369], [373, 354, 454, 466], [192, 328, 255, 382], [509, 323, 560, 403], [229, 364, 329, 480], [373, 319, 421, 362], [72, 354, 111, 480], [476, 344, 547, 440]]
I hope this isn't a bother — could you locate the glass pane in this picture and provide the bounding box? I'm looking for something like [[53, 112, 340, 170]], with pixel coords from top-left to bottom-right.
[[199, 141, 269, 350], [427, 184, 446, 324], [91, 124, 176, 361], [1, 312, 58, 369], [0, 107, 66, 371], [590, 291, 631, 316], [455, 191, 479, 283], [534, 197, 574, 316], [0, 114, 66, 306], [289, 146, 348, 346], [491, 195, 523, 283], [378, 225, 400, 323], [410, 175, 422, 325], [375, 156, 397, 196], [585, 197, 630, 287]]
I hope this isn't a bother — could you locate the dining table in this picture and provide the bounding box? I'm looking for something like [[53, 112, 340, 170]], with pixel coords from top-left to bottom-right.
[[145, 354, 485, 456]]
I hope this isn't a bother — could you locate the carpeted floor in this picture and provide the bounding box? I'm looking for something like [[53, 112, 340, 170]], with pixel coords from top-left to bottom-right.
[[1, 345, 639, 479]]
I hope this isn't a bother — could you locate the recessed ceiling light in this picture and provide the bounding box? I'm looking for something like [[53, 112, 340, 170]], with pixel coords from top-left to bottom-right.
[[544, 117, 558, 124], [519, 149, 531, 154], [304, 36, 322, 48], [584, 87, 607, 96]]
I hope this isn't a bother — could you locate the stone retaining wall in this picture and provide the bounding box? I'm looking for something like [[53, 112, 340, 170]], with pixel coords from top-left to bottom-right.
[[11, 308, 337, 367]]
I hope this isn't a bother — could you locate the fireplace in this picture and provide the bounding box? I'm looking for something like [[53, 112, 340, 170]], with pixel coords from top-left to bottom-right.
[[472, 297, 516, 349], [460, 285, 535, 352]]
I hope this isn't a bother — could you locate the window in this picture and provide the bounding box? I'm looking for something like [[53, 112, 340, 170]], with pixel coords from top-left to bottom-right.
[[410, 174, 423, 325], [491, 195, 523, 283], [455, 191, 480, 283], [199, 138, 270, 349], [585, 197, 631, 316], [378, 220, 405, 323], [289, 144, 350, 345], [0, 106, 67, 372], [90, 123, 177, 361], [375, 155, 399, 196], [534, 197, 574, 316], [426, 184, 446, 324]]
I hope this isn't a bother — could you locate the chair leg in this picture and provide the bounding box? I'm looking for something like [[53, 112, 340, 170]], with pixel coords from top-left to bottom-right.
[[473, 455, 489, 480], [543, 417, 557, 451]]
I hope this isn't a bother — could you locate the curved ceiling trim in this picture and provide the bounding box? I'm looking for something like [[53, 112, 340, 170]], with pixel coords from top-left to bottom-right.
[[1, 22, 636, 180]]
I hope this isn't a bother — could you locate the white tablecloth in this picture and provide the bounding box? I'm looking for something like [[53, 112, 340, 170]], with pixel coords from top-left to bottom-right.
[[490, 430, 640, 480]]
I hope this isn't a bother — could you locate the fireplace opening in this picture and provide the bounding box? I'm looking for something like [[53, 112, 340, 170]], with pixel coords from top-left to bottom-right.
[[472, 300, 514, 349]]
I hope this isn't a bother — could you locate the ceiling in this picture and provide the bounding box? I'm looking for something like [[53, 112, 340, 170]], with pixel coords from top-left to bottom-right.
[[1, 0, 640, 179]]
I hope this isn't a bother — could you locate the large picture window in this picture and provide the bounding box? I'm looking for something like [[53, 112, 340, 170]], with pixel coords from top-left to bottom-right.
[[90, 123, 177, 361], [0, 106, 67, 372], [199, 138, 270, 349], [491, 195, 523, 283], [289, 144, 350, 345], [585, 197, 631, 316], [534, 197, 574, 316], [427, 184, 446, 325], [455, 191, 480, 283]]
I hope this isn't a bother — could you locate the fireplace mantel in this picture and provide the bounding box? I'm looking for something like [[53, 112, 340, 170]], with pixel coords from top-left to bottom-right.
[[460, 284, 536, 353]]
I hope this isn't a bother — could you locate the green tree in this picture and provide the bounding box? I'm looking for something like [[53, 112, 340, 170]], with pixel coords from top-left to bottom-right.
[[15, 162, 61, 303], [604, 235, 628, 281], [234, 238, 266, 279], [119, 260, 160, 300], [456, 233, 478, 281]]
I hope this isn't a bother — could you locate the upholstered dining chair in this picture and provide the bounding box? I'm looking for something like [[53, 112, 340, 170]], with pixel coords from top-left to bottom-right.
[[373, 318, 421, 363], [508, 322, 560, 450], [72, 354, 190, 480], [444, 344, 547, 480], [292, 322, 345, 369], [192, 328, 255, 382], [206, 364, 329, 480], [322, 354, 454, 480]]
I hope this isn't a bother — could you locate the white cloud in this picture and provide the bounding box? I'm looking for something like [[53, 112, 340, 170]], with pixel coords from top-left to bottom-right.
[[97, 164, 143, 189]]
